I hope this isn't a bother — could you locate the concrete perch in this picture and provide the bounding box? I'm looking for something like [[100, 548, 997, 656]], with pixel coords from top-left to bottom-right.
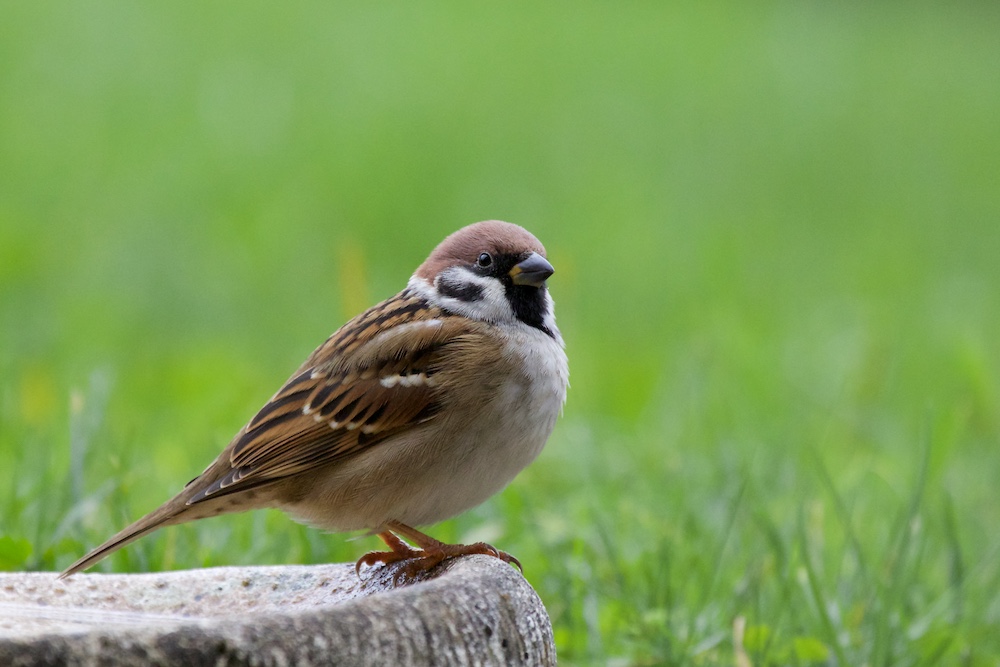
[[0, 556, 556, 666]]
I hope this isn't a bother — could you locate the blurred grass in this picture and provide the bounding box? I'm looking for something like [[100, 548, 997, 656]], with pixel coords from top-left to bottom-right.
[[2, 2, 1000, 664]]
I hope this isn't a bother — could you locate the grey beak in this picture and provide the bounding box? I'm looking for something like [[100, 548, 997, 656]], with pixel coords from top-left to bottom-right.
[[509, 252, 554, 288]]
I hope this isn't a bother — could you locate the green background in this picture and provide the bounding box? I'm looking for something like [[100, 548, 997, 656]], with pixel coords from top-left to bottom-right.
[[2, 3, 999, 664]]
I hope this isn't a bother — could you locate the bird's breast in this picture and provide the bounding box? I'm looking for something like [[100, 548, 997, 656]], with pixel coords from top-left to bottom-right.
[[279, 322, 568, 531]]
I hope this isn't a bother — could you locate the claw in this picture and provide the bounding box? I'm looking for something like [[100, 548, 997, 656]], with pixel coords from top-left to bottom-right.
[[355, 531, 425, 576], [355, 523, 523, 582]]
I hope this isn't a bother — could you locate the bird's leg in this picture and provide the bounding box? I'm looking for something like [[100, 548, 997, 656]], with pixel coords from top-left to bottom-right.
[[354, 530, 425, 575], [356, 520, 522, 580], [388, 521, 522, 569]]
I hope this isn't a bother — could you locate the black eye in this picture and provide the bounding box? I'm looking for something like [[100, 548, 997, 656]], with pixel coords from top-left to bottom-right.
[[476, 252, 493, 268]]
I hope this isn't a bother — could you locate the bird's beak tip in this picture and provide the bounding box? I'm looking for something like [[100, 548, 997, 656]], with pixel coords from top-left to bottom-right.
[[509, 252, 554, 287]]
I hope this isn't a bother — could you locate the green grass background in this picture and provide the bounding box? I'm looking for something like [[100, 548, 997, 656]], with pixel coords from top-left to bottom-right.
[[2, 3, 999, 664]]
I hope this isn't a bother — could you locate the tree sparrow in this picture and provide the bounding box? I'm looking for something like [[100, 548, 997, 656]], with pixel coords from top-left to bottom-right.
[[61, 220, 568, 579]]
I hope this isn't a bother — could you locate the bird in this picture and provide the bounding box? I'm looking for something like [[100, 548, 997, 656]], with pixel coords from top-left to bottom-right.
[[60, 220, 568, 580]]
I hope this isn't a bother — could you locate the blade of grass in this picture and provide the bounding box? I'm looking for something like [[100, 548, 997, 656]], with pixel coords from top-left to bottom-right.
[[870, 420, 932, 666], [680, 472, 750, 662], [810, 446, 870, 581], [797, 506, 849, 667]]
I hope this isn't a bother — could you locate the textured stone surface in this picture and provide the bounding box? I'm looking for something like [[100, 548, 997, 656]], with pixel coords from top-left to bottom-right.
[[0, 556, 555, 666]]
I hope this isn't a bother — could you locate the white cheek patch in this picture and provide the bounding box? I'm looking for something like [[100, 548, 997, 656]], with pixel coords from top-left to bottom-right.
[[410, 270, 516, 325]]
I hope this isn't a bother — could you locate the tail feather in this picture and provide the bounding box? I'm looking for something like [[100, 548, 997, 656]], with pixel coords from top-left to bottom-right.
[[59, 498, 188, 579]]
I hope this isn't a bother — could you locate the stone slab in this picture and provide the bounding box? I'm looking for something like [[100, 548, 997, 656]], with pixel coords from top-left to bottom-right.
[[0, 556, 555, 666]]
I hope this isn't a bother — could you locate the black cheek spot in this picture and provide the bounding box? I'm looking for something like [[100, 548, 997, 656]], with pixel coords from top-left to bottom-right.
[[438, 277, 484, 302]]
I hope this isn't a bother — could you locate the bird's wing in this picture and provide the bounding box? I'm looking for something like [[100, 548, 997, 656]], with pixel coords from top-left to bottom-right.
[[185, 290, 475, 504]]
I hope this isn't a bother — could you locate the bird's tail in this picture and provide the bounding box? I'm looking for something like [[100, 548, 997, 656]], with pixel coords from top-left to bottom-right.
[[58, 496, 189, 579]]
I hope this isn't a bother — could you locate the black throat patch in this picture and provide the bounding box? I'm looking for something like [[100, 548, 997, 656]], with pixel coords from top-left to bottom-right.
[[505, 283, 554, 338]]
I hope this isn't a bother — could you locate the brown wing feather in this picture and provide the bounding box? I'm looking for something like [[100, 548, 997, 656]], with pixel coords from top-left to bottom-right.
[[186, 289, 471, 504]]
